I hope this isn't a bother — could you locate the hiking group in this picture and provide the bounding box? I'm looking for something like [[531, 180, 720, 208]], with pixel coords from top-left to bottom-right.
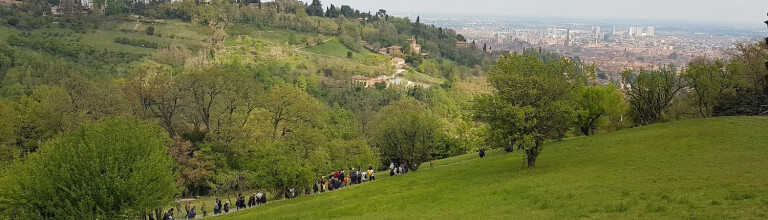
[[161, 191, 267, 220], [313, 164, 380, 193], [160, 163, 412, 220]]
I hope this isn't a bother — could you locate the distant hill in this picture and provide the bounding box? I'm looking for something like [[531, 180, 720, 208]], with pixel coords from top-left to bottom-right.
[[214, 117, 768, 219]]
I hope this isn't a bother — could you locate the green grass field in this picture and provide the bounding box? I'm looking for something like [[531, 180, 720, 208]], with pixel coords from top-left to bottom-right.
[[301, 38, 378, 64], [210, 117, 768, 219], [402, 69, 446, 85]]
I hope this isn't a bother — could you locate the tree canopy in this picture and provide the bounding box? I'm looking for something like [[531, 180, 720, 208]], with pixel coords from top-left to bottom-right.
[[0, 118, 178, 219]]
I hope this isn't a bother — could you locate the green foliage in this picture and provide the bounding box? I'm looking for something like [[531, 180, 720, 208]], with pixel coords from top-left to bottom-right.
[[147, 26, 155, 35], [713, 42, 768, 116], [681, 58, 734, 118], [473, 53, 577, 167], [574, 84, 627, 136], [621, 66, 684, 125], [0, 118, 178, 219], [372, 99, 443, 171], [213, 117, 768, 220], [251, 142, 312, 197], [115, 37, 160, 48]]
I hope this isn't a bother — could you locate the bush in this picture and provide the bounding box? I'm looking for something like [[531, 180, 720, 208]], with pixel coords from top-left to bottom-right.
[[0, 118, 178, 219], [146, 26, 155, 35], [114, 37, 160, 49]]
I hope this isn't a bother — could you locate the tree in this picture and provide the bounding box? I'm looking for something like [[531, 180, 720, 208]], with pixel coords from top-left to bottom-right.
[[621, 66, 684, 125], [1, 118, 178, 219], [456, 34, 466, 42], [682, 58, 732, 118], [472, 54, 576, 168], [251, 142, 312, 197], [372, 99, 442, 171], [260, 85, 323, 140], [124, 62, 184, 137], [347, 51, 353, 59], [169, 137, 215, 196], [574, 84, 627, 136], [305, 0, 323, 17], [146, 26, 155, 36], [0, 99, 19, 148], [177, 67, 228, 134]]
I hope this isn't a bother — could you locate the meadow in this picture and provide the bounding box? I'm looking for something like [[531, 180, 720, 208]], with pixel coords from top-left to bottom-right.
[[209, 117, 768, 219]]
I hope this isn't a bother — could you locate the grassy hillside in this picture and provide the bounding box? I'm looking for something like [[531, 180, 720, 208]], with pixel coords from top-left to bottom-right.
[[213, 117, 768, 219], [301, 38, 379, 64]]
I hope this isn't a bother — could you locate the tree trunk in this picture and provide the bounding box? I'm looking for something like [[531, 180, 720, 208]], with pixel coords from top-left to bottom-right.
[[527, 156, 536, 167], [525, 150, 536, 168], [155, 208, 163, 220]]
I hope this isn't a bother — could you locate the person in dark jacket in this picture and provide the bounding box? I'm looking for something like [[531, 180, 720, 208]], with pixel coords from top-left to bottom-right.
[[223, 202, 230, 213], [479, 148, 486, 158], [248, 193, 256, 207], [162, 208, 174, 220], [259, 193, 267, 204]]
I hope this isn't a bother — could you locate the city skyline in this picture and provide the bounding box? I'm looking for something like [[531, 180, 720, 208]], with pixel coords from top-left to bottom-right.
[[320, 0, 768, 26]]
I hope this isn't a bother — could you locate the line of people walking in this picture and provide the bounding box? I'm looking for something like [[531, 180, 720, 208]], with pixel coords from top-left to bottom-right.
[[314, 165, 377, 193], [161, 191, 268, 220]]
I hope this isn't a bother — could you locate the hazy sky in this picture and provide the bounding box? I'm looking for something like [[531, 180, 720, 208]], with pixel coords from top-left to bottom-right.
[[320, 0, 768, 25]]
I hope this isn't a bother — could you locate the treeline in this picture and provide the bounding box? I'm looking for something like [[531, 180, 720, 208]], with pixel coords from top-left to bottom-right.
[[142, 0, 490, 67], [0, 31, 486, 219], [472, 41, 768, 168], [115, 37, 160, 48]]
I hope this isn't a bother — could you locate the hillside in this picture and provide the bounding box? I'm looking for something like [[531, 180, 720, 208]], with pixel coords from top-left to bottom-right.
[[213, 117, 768, 219]]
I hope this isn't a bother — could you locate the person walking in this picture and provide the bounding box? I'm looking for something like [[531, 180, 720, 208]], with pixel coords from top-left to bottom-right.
[[217, 199, 223, 214], [223, 202, 230, 213], [213, 199, 220, 215], [368, 165, 375, 181], [163, 208, 175, 220], [249, 193, 256, 207], [184, 202, 190, 218], [320, 176, 326, 192], [479, 148, 486, 158], [175, 200, 182, 219], [256, 191, 264, 205], [187, 206, 196, 219], [201, 202, 207, 217]]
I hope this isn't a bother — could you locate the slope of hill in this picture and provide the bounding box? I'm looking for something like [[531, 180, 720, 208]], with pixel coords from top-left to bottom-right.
[[214, 117, 768, 219]]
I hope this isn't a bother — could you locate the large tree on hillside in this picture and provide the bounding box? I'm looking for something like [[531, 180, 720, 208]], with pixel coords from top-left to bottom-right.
[[0, 118, 178, 219], [472, 54, 577, 168], [372, 99, 443, 171], [621, 66, 684, 125]]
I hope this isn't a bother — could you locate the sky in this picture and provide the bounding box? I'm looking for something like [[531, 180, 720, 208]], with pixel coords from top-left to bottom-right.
[[318, 0, 768, 25]]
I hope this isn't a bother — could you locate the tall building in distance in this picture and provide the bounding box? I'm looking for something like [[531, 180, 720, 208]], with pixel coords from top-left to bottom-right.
[[646, 26, 655, 37], [565, 29, 570, 46]]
